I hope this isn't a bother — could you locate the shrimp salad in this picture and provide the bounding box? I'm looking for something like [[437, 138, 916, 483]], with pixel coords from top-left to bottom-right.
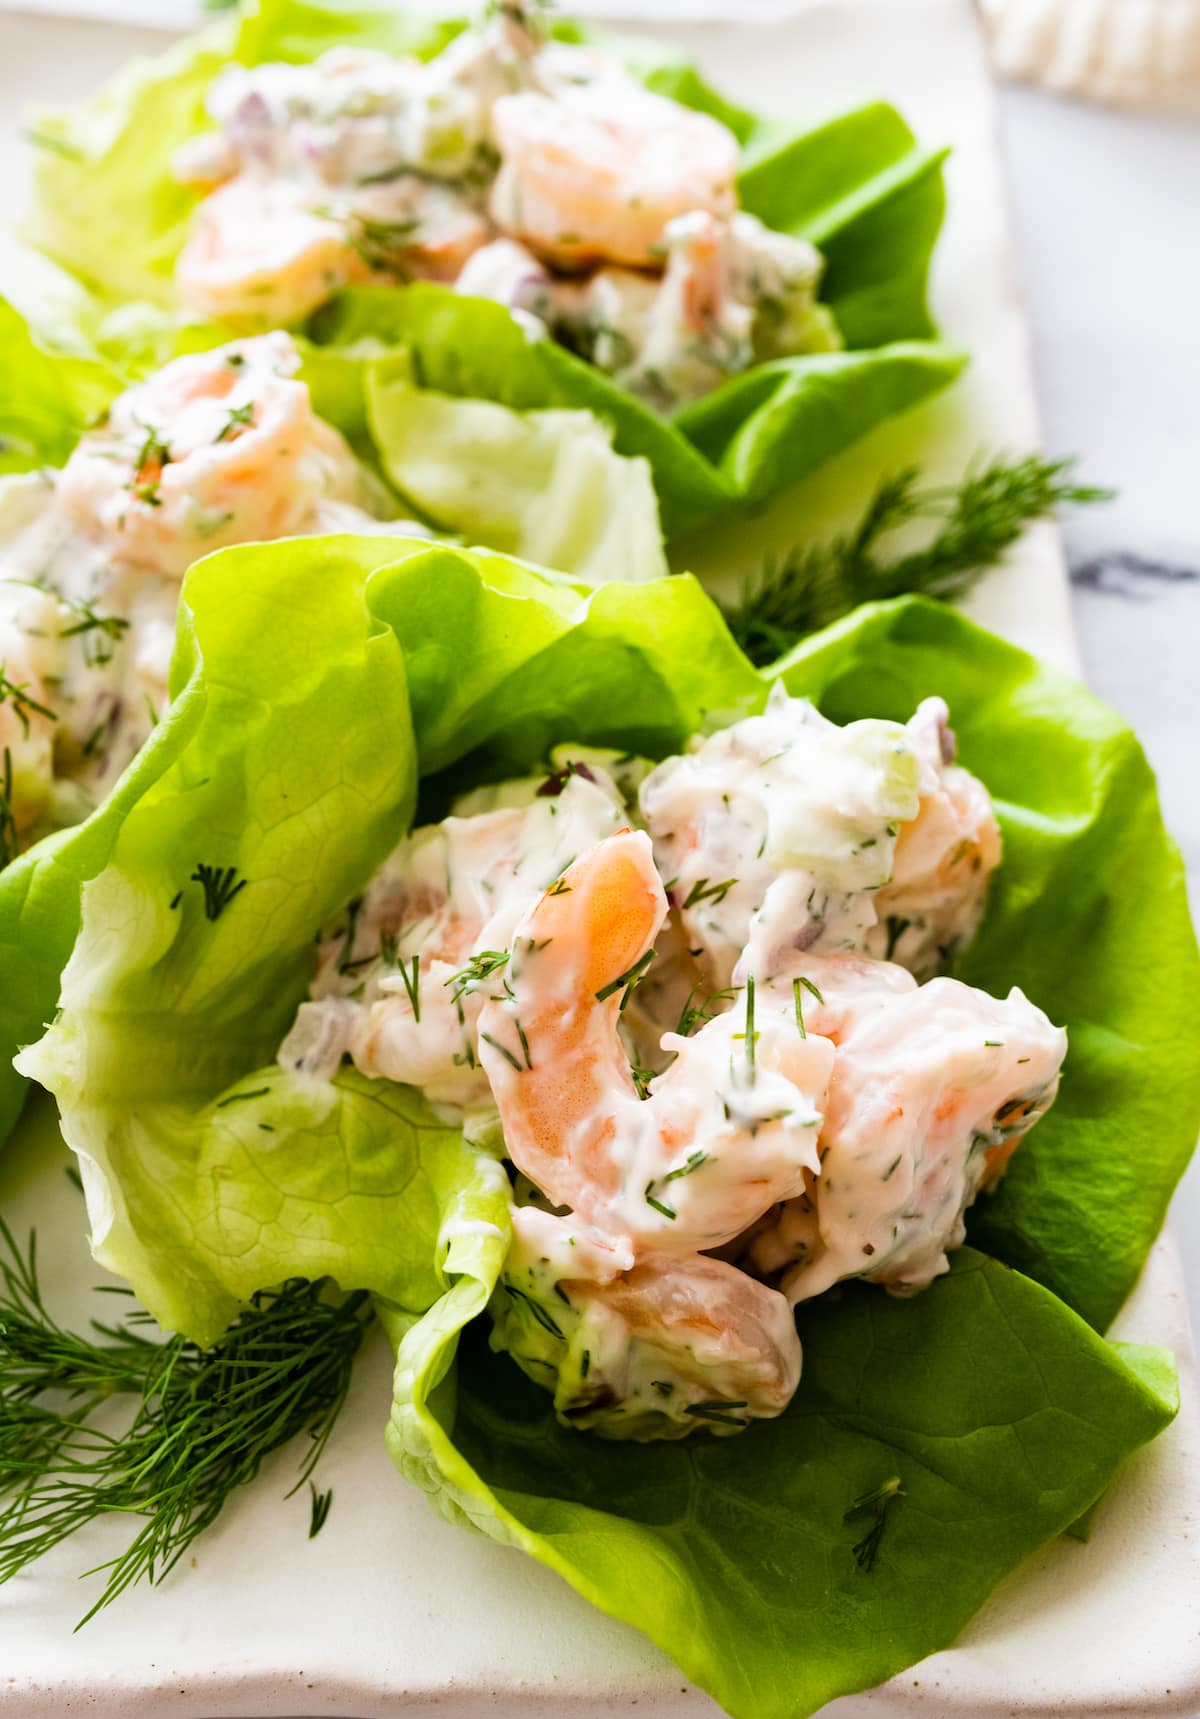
[[281, 693, 1066, 1442], [0, 332, 419, 846], [173, 4, 840, 409]]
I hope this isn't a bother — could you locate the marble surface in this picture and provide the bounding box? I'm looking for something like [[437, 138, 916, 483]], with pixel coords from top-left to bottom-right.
[[998, 85, 1200, 1330]]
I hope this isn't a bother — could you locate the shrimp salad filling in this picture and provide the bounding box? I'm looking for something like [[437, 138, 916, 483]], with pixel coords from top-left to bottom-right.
[[282, 694, 1067, 1441], [174, 5, 840, 409], [0, 332, 419, 847]]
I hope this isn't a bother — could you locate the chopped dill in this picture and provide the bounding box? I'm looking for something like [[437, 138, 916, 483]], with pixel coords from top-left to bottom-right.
[[447, 949, 510, 1004], [681, 876, 736, 911], [396, 955, 421, 1023], [643, 1182, 677, 1221], [480, 1031, 523, 1074], [595, 948, 655, 1007], [885, 915, 911, 961], [0, 667, 58, 737], [0, 749, 18, 870], [307, 1482, 334, 1539], [684, 1400, 749, 1428], [503, 1281, 563, 1339], [189, 863, 248, 922], [675, 985, 737, 1038], [844, 1474, 904, 1573], [214, 1086, 271, 1110], [214, 401, 255, 443]]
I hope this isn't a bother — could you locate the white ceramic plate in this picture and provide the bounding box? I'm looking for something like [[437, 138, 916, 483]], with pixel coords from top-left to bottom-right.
[[0, 4, 1197, 1715]]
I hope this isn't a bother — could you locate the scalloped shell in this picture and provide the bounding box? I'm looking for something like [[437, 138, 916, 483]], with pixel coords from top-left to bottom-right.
[[980, 0, 1200, 108]]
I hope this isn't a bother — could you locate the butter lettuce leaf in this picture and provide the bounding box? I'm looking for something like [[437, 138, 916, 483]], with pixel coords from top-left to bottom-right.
[[364, 356, 669, 583], [385, 1240, 1176, 1719], [20, 0, 964, 534]]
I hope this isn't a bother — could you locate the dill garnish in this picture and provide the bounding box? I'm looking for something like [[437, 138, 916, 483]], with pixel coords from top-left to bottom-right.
[[480, 1031, 523, 1073], [0, 749, 18, 870], [0, 667, 57, 737], [643, 1182, 677, 1221], [844, 1474, 904, 1572], [681, 876, 736, 911], [884, 915, 911, 961], [675, 985, 736, 1038], [57, 596, 131, 668], [307, 1482, 334, 1539], [0, 1223, 371, 1625], [214, 401, 255, 443], [502, 1281, 563, 1339], [447, 949, 510, 1005], [724, 456, 1110, 666], [395, 955, 421, 1022], [214, 1086, 271, 1110], [189, 863, 248, 922], [595, 948, 655, 1007], [684, 1400, 749, 1429]]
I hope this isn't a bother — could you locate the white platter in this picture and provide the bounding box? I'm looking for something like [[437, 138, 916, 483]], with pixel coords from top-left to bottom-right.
[[0, 3, 1197, 1716]]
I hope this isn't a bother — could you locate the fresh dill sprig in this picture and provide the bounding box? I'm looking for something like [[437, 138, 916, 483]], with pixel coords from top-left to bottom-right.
[[724, 455, 1111, 666], [0, 1221, 372, 1626]]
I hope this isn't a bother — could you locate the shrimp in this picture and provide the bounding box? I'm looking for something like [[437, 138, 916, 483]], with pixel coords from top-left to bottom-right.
[[279, 761, 628, 1109], [640, 686, 1002, 989], [477, 829, 835, 1253], [488, 76, 739, 270], [176, 177, 364, 327], [57, 333, 366, 577], [865, 698, 1002, 974], [745, 952, 1066, 1301], [490, 1205, 802, 1439]]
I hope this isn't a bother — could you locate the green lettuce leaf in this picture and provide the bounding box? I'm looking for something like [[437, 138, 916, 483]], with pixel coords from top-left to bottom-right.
[[19, 0, 964, 534], [385, 1237, 1176, 1719], [364, 355, 669, 582], [0, 272, 125, 473]]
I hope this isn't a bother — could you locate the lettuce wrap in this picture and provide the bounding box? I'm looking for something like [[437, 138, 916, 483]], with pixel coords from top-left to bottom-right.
[[9, 537, 1198, 1716], [17, 0, 967, 540]]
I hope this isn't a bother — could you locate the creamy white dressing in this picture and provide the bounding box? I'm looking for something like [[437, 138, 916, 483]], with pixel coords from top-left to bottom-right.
[[173, 8, 839, 404], [639, 685, 1001, 989]]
